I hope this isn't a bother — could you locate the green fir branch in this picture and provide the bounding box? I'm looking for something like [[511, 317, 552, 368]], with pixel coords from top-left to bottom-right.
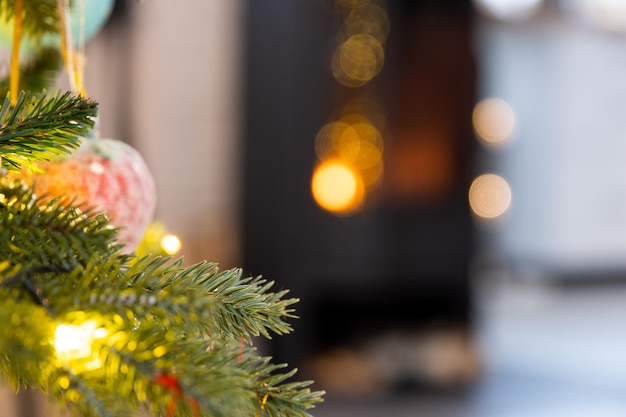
[[0, 178, 120, 270], [0, 297, 56, 389], [0, 181, 324, 416], [44, 255, 300, 342], [136, 259, 299, 339], [251, 359, 324, 417], [0, 91, 98, 172], [50, 367, 131, 417], [0, 1, 325, 416]]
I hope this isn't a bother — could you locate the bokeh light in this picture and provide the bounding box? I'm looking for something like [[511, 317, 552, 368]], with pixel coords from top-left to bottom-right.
[[359, 159, 384, 187], [468, 173, 512, 219], [321, 3, 388, 213], [564, 0, 626, 31], [335, 118, 383, 149], [314, 115, 385, 193], [472, 98, 516, 146], [335, 122, 383, 163], [473, 0, 544, 21], [161, 234, 182, 255], [54, 320, 106, 362], [135, 222, 182, 257], [311, 159, 365, 214], [344, 3, 390, 43], [315, 122, 349, 159], [338, 95, 387, 131], [332, 34, 385, 87]]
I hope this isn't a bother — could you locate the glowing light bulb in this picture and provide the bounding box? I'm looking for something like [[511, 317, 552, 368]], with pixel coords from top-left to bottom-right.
[[469, 173, 512, 219], [160, 234, 182, 255], [472, 98, 516, 146], [54, 320, 105, 362], [311, 159, 365, 214]]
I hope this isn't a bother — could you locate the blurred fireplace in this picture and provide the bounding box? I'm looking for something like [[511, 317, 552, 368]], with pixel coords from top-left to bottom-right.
[[242, 0, 476, 389]]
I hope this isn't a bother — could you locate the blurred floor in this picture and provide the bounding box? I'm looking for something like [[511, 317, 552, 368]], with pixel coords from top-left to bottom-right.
[[314, 394, 468, 417], [4, 278, 626, 417], [313, 279, 626, 417]]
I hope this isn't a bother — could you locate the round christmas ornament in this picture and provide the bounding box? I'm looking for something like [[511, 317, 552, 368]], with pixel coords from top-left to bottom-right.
[[23, 137, 157, 251]]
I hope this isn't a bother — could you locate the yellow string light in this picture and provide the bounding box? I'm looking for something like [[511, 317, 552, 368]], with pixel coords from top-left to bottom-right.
[[53, 320, 105, 362], [160, 234, 182, 255], [53, 320, 108, 372]]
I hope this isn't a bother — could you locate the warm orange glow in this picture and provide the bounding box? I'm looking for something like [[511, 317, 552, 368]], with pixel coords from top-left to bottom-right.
[[360, 159, 384, 186], [314, 117, 384, 189], [472, 98, 516, 146], [331, 50, 366, 88], [315, 122, 348, 159], [340, 140, 382, 170], [332, 34, 384, 87], [339, 96, 387, 131], [468, 173, 512, 219], [311, 160, 365, 214], [335, 120, 383, 148], [339, 34, 384, 81], [322, 2, 389, 208]]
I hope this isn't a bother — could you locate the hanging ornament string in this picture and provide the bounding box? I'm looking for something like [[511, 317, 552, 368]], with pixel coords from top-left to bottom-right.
[[57, 0, 87, 96], [9, 0, 24, 106], [74, 0, 87, 97]]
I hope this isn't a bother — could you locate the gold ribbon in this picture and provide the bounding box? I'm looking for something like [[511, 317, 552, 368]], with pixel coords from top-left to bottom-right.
[[10, 0, 24, 105]]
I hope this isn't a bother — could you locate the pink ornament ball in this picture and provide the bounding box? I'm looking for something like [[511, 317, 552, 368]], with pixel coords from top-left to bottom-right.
[[27, 138, 157, 251]]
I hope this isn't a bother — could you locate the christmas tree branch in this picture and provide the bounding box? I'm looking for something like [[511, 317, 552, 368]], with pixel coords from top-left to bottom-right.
[[0, 180, 324, 416], [0, 264, 71, 313], [0, 90, 98, 171], [248, 358, 323, 417], [124, 258, 299, 339], [0, 178, 119, 269], [0, 297, 56, 389], [37, 254, 300, 343], [52, 367, 128, 417]]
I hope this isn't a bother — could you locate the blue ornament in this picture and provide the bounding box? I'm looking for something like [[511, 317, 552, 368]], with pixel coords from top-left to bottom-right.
[[68, 0, 116, 46]]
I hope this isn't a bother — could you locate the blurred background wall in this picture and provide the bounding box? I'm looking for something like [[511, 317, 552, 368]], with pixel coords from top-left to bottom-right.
[[87, 0, 244, 269]]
